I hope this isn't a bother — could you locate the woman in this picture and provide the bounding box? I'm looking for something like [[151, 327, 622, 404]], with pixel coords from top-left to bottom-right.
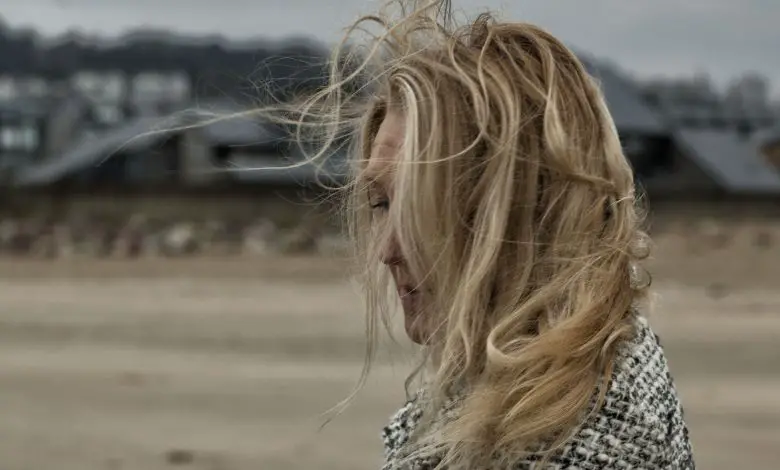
[[267, 0, 695, 468]]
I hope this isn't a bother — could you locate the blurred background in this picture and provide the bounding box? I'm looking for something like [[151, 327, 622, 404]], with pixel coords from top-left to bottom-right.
[[0, 1, 778, 469]]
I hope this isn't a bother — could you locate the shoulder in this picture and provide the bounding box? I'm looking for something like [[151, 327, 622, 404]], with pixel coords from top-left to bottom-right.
[[557, 315, 695, 468], [381, 392, 423, 461], [608, 314, 686, 434], [381, 316, 695, 469]]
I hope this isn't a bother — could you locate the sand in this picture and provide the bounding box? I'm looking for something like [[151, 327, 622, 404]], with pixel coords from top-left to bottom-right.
[[0, 242, 777, 469]]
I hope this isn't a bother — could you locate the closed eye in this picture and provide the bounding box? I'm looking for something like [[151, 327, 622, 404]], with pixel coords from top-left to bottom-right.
[[369, 200, 390, 210]]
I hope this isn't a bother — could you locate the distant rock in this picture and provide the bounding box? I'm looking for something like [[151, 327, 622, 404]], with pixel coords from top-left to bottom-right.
[[242, 218, 277, 255], [753, 229, 773, 249], [162, 223, 199, 257], [277, 226, 318, 254]]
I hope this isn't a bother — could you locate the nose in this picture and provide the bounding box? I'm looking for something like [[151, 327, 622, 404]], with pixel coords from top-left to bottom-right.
[[380, 229, 403, 266]]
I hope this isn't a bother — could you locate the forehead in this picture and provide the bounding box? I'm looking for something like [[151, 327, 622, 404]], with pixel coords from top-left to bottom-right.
[[364, 111, 406, 185]]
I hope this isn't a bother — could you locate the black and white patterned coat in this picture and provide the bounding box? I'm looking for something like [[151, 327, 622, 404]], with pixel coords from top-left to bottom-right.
[[381, 315, 695, 469]]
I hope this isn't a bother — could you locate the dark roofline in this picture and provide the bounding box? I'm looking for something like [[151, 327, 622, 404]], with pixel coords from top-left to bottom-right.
[[574, 50, 670, 136], [673, 129, 780, 195], [14, 115, 184, 186]]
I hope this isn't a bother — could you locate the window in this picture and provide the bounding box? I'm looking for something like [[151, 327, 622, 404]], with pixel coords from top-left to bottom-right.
[[167, 72, 191, 101], [0, 77, 17, 100], [25, 78, 49, 97], [72, 71, 102, 97], [22, 127, 39, 150], [132, 71, 190, 105], [133, 72, 167, 101], [94, 104, 123, 125], [72, 71, 126, 103], [0, 125, 40, 152], [102, 73, 127, 102], [0, 127, 14, 149]]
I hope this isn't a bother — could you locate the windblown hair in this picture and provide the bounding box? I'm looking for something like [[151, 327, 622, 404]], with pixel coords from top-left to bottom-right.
[[242, 0, 651, 468]]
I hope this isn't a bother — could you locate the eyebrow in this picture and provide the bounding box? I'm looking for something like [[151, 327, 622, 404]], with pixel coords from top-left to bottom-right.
[[364, 141, 398, 181], [362, 165, 388, 188]]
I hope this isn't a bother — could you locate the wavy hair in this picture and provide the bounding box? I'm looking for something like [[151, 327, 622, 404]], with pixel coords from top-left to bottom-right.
[[207, 1, 652, 467]]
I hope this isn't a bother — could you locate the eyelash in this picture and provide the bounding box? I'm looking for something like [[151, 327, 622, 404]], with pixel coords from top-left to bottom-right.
[[369, 200, 389, 210]]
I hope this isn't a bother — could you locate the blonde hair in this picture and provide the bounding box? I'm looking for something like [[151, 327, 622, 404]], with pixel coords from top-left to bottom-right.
[[223, 0, 651, 467]]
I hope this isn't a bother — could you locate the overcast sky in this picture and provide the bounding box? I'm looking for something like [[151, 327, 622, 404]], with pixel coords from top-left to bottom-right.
[[2, 0, 779, 97]]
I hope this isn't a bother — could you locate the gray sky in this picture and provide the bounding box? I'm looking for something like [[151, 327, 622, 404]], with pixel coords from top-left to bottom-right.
[[3, 0, 779, 97]]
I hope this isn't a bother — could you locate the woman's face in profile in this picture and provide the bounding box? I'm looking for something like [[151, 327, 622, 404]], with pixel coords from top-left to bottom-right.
[[365, 111, 429, 344]]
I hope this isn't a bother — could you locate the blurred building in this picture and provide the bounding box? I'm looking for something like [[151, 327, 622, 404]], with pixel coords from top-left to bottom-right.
[[641, 73, 776, 136], [0, 97, 47, 169], [579, 56, 674, 189], [0, 23, 341, 199], [0, 25, 777, 218], [13, 108, 347, 191], [756, 125, 780, 169], [634, 72, 780, 201]]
